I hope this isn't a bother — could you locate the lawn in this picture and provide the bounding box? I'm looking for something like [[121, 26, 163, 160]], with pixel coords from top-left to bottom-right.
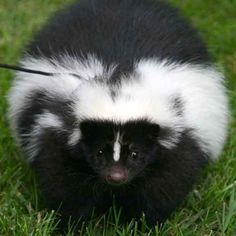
[[0, 0, 235, 235]]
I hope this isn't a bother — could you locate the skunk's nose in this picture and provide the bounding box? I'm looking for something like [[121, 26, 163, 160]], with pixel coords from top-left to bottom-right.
[[106, 166, 128, 185]]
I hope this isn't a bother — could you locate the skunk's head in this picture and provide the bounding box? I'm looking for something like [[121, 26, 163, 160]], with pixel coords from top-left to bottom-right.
[[78, 119, 161, 185]]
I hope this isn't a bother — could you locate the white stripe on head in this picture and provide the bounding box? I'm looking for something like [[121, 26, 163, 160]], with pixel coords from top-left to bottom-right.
[[113, 131, 121, 162]]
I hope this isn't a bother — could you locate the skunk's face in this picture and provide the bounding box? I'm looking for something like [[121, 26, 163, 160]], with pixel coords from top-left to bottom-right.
[[78, 120, 160, 185]]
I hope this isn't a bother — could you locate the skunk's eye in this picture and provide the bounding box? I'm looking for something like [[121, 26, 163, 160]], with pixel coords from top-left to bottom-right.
[[97, 150, 104, 158], [130, 151, 138, 159]]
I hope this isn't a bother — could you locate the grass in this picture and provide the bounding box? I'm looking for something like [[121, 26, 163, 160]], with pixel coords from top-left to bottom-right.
[[0, 0, 235, 235]]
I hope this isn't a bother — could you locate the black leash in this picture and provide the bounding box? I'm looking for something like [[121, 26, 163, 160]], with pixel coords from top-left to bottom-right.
[[0, 63, 84, 79], [0, 63, 54, 76]]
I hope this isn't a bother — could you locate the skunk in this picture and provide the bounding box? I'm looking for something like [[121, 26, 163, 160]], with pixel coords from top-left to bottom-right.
[[7, 0, 228, 228]]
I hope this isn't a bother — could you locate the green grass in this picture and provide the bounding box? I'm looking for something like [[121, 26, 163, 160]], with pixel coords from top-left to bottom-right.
[[0, 0, 235, 235]]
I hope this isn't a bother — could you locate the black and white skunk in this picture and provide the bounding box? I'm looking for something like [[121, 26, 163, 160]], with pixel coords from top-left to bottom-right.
[[7, 0, 228, 228]]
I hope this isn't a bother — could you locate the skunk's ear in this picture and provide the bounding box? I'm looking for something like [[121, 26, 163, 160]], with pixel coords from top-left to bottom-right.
[[148, 124, 160, 141]]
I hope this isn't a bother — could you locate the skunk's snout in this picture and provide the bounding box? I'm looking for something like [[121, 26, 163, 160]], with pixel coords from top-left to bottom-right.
[[106, 166, 128, 185]]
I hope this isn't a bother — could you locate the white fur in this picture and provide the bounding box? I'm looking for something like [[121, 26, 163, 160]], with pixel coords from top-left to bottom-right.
[[68, 128, 81, 146], [8, 55, 229, 160], [136, 60, 229, 158], [23, 111, 63, 161], [73, 75, 183, 127], [113, 131, 121, 162], [36, 111, 63, 129]]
